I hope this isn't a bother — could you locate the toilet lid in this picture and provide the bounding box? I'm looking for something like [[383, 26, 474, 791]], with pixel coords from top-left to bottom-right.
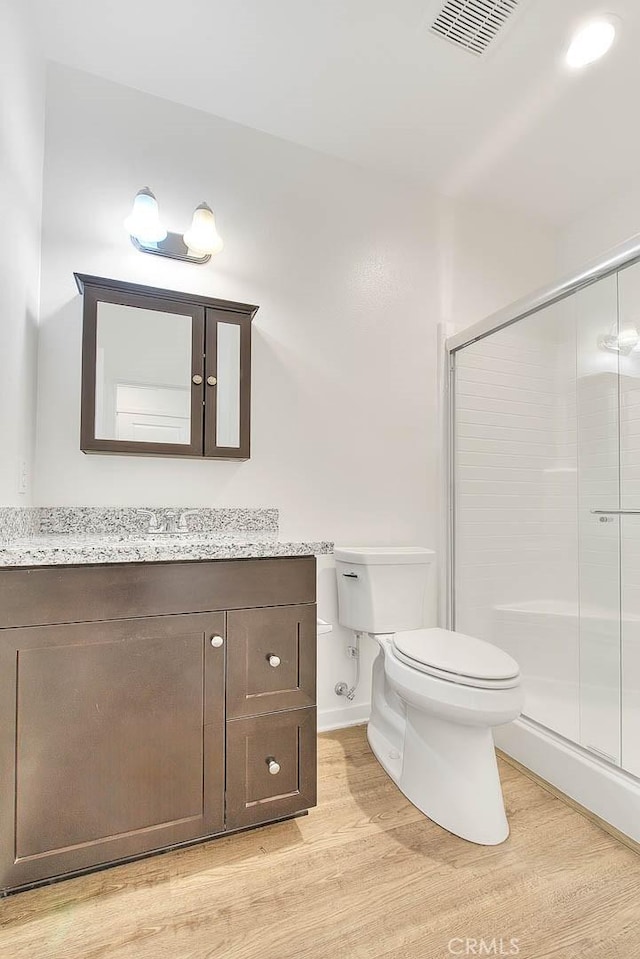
[[392, 628, 520, 685]]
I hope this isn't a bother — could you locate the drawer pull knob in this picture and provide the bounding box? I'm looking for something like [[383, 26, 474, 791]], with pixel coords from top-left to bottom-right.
[[210, 635, 224, 648], [267, 758, 280, 775], [267, 654, 281, 668]]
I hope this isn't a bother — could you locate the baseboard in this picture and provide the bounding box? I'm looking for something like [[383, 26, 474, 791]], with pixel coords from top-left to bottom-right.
[[495, 717, 640, 847], [317, 703, 370, 733]]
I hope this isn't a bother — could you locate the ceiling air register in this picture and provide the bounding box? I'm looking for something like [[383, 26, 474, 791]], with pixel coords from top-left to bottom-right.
[[429, 0, 520, 56]]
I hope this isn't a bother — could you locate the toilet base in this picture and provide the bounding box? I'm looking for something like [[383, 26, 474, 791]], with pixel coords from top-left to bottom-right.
[[367, 721, 403, 783], [368, 706, 510, 846], [401, 706, 509, 845]]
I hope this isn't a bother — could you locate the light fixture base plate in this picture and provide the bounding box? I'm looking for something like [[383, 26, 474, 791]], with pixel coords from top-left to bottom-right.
[[131, 231, 211, 264]]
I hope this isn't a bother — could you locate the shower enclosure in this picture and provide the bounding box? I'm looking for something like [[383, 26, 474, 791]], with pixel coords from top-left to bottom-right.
[[447, 242, 640, 839]]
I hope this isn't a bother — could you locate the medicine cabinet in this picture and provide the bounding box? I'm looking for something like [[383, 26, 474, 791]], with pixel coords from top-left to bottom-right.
[[77, 274, 257, 459]]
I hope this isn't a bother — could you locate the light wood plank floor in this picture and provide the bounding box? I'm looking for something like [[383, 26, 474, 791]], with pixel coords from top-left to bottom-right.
[[1, 725, 639, 959]]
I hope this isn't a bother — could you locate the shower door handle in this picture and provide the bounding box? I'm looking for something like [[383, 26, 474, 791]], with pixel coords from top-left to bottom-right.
[[591, 509, 640, 514]]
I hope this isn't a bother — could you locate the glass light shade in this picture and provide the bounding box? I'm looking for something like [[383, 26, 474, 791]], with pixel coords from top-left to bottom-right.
[[124, 188, 167, 243], [566, 19, 616, 69], [183, 203, 224, 256]]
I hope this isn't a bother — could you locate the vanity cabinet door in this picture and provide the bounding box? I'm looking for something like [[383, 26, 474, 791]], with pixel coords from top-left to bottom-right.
[[0, 612, 225, 893], [226, 604, 317, 719], [226, 707, 317, 829], [204, 308, 251, 460]]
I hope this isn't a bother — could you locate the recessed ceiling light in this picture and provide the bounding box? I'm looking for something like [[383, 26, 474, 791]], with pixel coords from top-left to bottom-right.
[[566, 17, 616, 69]]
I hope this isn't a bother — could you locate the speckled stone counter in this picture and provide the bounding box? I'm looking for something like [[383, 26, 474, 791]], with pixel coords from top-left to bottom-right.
[[0, 507, 333, 568]]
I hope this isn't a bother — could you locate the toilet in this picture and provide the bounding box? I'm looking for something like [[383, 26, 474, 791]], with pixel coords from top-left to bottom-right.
[[335, 546, 523, 846]]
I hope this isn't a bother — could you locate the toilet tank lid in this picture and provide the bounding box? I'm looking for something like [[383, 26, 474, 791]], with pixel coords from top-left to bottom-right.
[[334, 546, 436, 566]]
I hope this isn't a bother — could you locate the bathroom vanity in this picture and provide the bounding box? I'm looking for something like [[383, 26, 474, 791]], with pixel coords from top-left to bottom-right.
[[0, 512, 331, 895]]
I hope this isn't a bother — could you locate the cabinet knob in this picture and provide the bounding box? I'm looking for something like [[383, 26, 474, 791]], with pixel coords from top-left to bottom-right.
[[267, 758, 280, 775], [192, 374, 203, 385], [267, 654, 281, 668], [210, 635, 224, 648], [207, 376, 217, 386]]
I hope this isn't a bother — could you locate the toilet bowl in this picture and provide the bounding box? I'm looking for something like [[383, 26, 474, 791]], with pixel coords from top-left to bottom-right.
[[335, 547, 524, 846], [370, 631, 523, 845]]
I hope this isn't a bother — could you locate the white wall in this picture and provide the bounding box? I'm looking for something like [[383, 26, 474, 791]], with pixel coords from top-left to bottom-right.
[[37, 65, 440, 540], [558, 177, 640, 275], [438, 197, 558, 334], [0, 0, 45, 503]]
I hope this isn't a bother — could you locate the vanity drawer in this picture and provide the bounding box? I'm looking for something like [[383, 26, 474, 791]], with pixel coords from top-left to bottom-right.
[[225, 707, 316, 829], [0, 558, 316, 628], [226, 605, 316, 718]]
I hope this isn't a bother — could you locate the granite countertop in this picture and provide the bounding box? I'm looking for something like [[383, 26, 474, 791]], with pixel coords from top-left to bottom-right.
[[0, 532, 334, 568], [0, 507, 333, 568]]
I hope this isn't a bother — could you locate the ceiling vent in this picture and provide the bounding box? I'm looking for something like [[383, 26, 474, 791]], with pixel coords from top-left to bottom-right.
[[429, 0, 520, 56]]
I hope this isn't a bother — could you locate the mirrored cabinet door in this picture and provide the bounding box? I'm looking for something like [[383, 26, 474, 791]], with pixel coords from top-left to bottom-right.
[[81, 286, 206, 456], [204, 309, 251, 459]]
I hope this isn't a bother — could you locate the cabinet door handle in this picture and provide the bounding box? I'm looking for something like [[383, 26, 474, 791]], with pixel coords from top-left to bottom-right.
[[342, 572, 358, 579], [267, 654, 281, 667], [267, 758, 280, 775], [207, 376, 217, 386], [210, 635, 224, 648], [192, 374, 203, 385]]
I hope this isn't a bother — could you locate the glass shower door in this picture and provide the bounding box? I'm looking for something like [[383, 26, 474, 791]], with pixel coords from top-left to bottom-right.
[[578, 259, 640, 775], [574, 275, 621, 765], [452, 269, 631, 768], [618, 261, 640, 778], [453, 296, 582, 741]]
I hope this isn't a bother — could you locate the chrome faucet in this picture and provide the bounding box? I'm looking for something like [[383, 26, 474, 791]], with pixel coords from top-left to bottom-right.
[[164, 509, 200, 534], [136, 508, 200, 535], [175, 509, 200, 532], [136, 509, 162, 534]]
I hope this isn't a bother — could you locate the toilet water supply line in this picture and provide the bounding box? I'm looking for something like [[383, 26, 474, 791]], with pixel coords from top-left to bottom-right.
[[335, 632, 361, 701]]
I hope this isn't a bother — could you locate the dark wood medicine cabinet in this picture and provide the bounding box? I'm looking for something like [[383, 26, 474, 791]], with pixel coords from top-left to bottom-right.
[[77, 274, 258, 460]]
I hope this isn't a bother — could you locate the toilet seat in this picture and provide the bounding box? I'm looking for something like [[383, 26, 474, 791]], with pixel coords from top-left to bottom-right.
[[391, 627, 521, 690]]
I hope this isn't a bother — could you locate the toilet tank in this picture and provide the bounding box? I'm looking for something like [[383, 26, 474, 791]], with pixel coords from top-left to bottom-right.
[[335, 546, 436, 633]]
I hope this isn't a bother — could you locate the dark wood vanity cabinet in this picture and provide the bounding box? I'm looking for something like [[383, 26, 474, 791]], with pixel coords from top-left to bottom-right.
[[0, 557, 317, 894], [77, 274, 257, 460]]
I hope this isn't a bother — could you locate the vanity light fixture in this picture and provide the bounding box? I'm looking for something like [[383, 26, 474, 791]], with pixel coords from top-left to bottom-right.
[[124, 188, 223, 264], [566, 17, 616, 70]]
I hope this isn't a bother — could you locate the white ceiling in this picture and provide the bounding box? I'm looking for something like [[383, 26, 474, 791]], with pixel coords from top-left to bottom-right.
[[33, 0, 640, 226]]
